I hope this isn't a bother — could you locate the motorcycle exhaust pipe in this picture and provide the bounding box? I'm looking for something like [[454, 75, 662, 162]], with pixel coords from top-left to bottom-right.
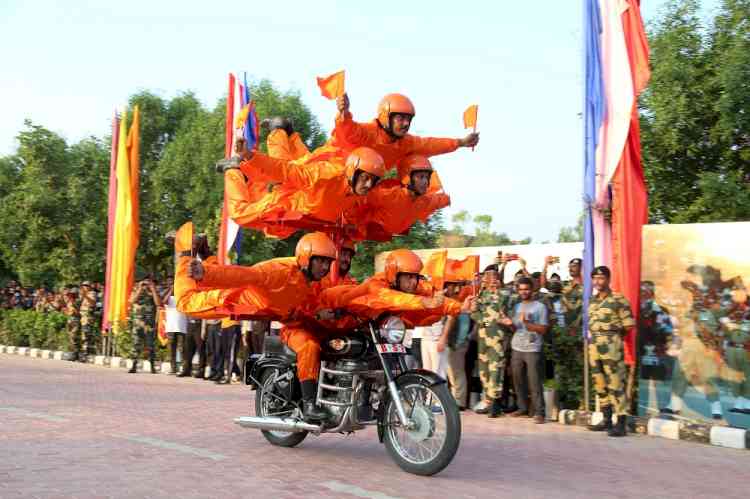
[[234, 416, 322, 433]]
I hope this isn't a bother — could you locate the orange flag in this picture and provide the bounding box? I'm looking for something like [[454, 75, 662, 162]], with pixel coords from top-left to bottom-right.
[[463, 104, 478, 130], [445, 255, 480, 283], [317, 70, 345, 99], [423, 250, 447, 291], [157, 308, 168, 346]]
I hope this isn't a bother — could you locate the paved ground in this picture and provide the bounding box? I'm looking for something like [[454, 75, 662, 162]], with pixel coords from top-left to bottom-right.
[[1, 353, 748, 499]]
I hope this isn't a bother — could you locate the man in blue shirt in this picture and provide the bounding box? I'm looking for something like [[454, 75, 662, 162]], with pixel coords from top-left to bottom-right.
[[502, 276, 549, 423]]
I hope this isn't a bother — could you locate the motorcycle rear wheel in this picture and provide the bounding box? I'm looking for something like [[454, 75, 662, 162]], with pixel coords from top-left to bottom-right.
[[383, 381, 461, 476], [255, 368, 308, 447]]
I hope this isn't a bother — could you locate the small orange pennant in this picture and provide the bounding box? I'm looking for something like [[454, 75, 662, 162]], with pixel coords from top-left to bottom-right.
[[463, 104, 478, 130], [423, 250, 448, 291], [316, 70, 346, 99]]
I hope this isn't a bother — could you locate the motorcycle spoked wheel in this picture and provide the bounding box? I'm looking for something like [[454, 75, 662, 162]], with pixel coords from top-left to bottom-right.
[[255, 368, 308, 447], [383, 382, 461, 476]]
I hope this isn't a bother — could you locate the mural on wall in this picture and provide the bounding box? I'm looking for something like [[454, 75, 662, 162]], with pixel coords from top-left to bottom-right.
[[639, 222, 750, 428]]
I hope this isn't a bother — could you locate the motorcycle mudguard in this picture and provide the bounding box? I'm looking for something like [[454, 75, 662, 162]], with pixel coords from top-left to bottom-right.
[[376, 369, 447, 443], [247, 355, 294, 388], [244, 354, 261, 386]]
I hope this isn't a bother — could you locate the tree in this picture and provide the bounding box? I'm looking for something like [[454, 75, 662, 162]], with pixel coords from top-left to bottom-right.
[[0, 122, 78, 286], [640, 0, 750, 223], [350, 211, 445, 280], [557, 213, 584, 242], [0, 79, 331, 287]]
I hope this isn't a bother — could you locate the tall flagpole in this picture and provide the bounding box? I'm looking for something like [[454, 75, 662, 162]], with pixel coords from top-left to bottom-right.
[[103, 111, 120, 355]]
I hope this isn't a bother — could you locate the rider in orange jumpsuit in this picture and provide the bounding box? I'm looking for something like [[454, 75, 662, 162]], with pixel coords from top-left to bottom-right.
[[321, 249, 470, 328], [332, 93, 480, 178], [363, 155, 450, 237], [264, 117, 310, 161], [224, 146, 385, 238], [175, 230, 338, 421]]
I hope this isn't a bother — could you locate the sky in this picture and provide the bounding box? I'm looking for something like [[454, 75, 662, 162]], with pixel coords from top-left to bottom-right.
[[0, 0, 716, 243]]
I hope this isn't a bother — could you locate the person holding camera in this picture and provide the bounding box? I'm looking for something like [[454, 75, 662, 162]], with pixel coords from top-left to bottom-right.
[[128, 276, 163, 374]]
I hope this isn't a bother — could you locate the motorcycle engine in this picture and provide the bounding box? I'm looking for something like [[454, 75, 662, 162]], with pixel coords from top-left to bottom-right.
[[323, 360, 369, 423]]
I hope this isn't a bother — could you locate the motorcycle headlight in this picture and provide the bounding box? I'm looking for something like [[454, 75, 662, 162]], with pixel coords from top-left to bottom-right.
[[379, 316, 406, 344]]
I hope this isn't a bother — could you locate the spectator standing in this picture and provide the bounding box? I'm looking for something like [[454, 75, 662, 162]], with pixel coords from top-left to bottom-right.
[[215, 318, 242, 384], [127, 277, 162, 374], [505, 276, 549, 423], [442, 281, 473, 410], [79, 281, 98, 360], [163, 282, 188, 374], [63, 290, 83, 362]]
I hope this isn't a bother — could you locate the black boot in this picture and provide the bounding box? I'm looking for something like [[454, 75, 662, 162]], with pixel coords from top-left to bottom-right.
[[150, 359, 157, 374], [608, 414, 627, 437], [489, 398, 504, 418], [128, 361, 137, 374], [588, 405, 612, 432], [176, 369, 191, 377], [300, 380, 328, 422]]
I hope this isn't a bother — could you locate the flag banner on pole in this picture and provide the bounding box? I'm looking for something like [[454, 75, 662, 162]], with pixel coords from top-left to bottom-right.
[[219, 72, 259, 264], [583, 0, 650, 365], [106, 105, 141, 325], [102, 112, 120, 333]]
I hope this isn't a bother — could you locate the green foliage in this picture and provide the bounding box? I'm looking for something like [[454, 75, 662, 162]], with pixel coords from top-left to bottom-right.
[[439, 210, 529, 248], [557, 213, 584, 243], [0, 80, 328, 288], [641, 0, 750, 223], [0, 309, 68, 349], [350, 212, 445, 280]]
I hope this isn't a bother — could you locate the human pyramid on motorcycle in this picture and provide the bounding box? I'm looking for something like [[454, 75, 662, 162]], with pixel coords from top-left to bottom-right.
[[174, 87, 479, 475]]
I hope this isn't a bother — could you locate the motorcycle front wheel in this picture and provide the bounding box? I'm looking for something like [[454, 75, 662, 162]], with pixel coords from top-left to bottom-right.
[[383, 381, 461, 476], [255, 368, 308, 447]]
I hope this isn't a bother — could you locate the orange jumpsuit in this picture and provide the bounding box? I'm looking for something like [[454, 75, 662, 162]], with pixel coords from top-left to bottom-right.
[[226, 152, 367, 237], [321, 273, 463, 328], [332, 111, 459, 177], [266, 128, 310, 162], [174, 255, 328, 381], [363, 179, 450, 236]]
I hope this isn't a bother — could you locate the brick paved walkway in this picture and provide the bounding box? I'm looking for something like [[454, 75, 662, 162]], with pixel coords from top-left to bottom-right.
[[1, 353, 748, 499]]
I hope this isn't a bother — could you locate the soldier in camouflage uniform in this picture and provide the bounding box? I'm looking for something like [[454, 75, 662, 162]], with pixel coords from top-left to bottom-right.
[[63, 290, 83, 361], [586, 266, 635, 437], [78, 281, 98, 361], [127, 277, 162, 374], [470, 265, 508, 418]]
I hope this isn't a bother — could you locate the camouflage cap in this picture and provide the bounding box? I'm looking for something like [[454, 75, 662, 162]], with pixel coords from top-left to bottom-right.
[[591, 265, 611, 278]]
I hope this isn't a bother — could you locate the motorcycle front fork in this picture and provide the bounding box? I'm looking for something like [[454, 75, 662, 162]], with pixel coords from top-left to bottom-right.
[[368, 324, 415, 430]]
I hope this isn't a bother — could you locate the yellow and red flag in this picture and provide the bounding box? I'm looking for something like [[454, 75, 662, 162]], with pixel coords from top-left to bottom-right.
[[106, 106, 141, 325], [317, 70, 346, 99]]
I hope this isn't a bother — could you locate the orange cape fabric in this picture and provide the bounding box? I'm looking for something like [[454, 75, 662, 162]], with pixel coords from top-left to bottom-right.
[[175, 256, 319, 321], [266, 129, 310, 162], [363, 179, 450, 237], [225, 152, 367, 238], [332, 111, 459, 176], [320, 273, 461, 328]]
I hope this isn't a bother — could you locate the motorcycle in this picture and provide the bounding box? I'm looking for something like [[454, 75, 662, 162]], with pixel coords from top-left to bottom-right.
[[236, 316, 461, 476]]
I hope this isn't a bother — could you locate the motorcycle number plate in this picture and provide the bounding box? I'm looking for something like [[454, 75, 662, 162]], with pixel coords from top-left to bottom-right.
[[376, 344, 407, 354]]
